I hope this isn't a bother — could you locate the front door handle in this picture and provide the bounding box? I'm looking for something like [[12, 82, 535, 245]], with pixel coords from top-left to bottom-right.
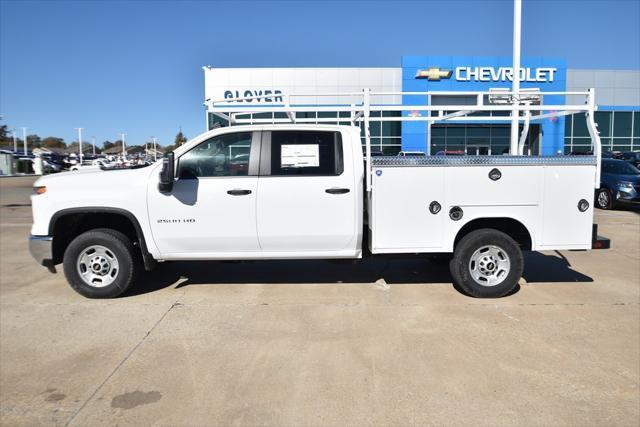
[[325, 188, 350, 195], [227, 189, 252, 196]]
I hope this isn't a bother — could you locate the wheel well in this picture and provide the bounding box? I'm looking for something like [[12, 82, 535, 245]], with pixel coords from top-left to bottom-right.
[[454, 218, 532, 251], [50, 210, 153, 268]]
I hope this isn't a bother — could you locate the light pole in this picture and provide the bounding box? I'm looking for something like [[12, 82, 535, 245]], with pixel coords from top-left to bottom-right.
[[75, 128, 83, 163], [120, 133, 126, 158], [92, 136, 96, 156], [152, 137, 157, 161], [22, 127, 27, 155], [510, 0, 522, 155], [12, 130, 17, 153]]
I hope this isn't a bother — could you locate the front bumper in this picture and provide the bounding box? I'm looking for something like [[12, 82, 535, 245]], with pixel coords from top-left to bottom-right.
[[29, 235, 54, 270], [615, 187, 640, 204], [616, 195, 640, 205]]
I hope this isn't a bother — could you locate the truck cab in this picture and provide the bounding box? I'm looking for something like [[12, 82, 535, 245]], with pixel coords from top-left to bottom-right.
[[147, 125, 363, 259]]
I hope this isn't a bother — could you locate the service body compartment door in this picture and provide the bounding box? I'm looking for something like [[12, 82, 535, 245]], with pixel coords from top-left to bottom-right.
[[372, 166, 445, 251], [256, 130, 358, 253], [540, 165, 595, 248]]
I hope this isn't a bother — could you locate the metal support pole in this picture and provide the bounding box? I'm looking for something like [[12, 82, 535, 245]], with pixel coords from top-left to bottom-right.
[[363, 89, 372, 193], [426, 94, 432, 155], [586, 88, 602, 187], [121, 133, 126, 157], [517, 109, 531, 155], [75, 128, 83, 163], [510, 0, 522, 155], [92, 136, 96, 156], [22, 127, 27, 155], [12, 131, 17, 153], [152, 137, 157, 161]]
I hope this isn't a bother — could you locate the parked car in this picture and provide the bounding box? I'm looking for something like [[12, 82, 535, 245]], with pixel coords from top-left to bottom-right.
[[620, 151, 640, 169], [595, 159, 640, 209]]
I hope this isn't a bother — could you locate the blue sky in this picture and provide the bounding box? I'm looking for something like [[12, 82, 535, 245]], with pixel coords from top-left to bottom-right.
[[1, 0, 639, 148]]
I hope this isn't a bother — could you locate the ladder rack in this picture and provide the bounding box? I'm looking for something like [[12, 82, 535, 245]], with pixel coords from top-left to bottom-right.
[[205, 89, 602, 190]]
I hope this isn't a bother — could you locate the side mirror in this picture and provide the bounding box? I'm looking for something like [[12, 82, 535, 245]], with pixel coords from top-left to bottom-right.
[[158, 152, 175, 193]]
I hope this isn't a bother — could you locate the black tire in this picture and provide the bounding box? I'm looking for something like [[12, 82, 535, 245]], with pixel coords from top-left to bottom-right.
[[595, 188, 613, 210], [63, 229, 138, 298], [450, 229, 523, 298]]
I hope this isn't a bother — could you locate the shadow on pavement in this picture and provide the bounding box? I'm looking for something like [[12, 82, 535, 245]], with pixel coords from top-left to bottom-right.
[[522, 251, 593, 283], [614, 205, 640, 215], [125, 250, 593, 297]]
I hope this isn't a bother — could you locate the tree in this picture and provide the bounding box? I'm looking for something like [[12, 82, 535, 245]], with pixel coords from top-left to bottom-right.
[[26, 134, 42, 149], [42, 137, 66, 149], [163, 131, 187, 152], [0, 123, 8, 142], [174, 131, 187, 147], [67, 141, 94, 153], [103, 140, 115, 150]]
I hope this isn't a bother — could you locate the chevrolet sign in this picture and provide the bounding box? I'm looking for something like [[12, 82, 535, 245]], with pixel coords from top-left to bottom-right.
[[415, 67, 453, 81], [415, 66, 558, 83], [456, 66, 557, 83]]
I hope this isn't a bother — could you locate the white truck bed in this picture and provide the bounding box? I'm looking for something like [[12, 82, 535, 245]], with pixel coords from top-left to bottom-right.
[[370, 155, 597, 253]]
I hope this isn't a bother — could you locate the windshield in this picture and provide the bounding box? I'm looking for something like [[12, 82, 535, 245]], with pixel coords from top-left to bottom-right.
[[602, 160, 640, 175]]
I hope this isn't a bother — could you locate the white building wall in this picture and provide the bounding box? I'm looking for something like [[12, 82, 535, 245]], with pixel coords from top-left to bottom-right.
[[567, 69, 640, 106], [204, 67, 402, 106]]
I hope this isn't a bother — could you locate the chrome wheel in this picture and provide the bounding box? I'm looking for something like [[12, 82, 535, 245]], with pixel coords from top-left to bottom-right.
[[76, 245, 119, 288], [597, 190, 610, 208], [468, 245, 511, 287]]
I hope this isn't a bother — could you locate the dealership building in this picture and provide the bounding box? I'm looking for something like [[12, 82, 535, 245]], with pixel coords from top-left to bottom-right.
[[204, 56, 640, 156]]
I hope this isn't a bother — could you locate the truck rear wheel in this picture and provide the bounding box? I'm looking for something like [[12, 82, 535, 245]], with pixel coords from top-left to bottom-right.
[[63, 229, 138, 298], [450, 229, 523, 298]]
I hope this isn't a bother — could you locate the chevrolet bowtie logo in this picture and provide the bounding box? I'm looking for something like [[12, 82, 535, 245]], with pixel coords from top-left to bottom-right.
[[415, 67, 453, 81]]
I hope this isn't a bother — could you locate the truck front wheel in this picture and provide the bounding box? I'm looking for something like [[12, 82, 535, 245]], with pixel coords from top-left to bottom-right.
[[63, 229, 138, 298], [450, 229, 523, 298]]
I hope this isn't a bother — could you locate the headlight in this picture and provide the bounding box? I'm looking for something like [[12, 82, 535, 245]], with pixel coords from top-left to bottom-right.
[[618, 181, 634, 191]]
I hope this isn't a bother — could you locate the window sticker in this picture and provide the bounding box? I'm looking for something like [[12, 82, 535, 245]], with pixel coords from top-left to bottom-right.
[[281, 144, 320, 168]]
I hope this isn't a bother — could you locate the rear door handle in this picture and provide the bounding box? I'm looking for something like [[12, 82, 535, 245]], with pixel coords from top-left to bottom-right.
[[227, 189, 252, 196], [325, 188, 350, 195]]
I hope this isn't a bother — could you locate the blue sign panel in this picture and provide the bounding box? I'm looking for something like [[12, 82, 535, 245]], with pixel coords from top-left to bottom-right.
[[401, 56, 567, 155]]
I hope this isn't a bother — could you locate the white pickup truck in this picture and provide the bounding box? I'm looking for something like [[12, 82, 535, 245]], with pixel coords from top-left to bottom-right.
[[29, 90, 609, 299]]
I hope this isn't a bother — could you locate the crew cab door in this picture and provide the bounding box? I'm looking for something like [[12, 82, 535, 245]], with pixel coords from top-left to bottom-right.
[[147, 131, 261, 255], [256, 130, 358, 253]]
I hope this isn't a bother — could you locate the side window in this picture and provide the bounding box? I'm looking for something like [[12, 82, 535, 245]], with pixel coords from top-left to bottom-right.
[[177, 132, 252, 178], [269, 131, 343, 176]]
